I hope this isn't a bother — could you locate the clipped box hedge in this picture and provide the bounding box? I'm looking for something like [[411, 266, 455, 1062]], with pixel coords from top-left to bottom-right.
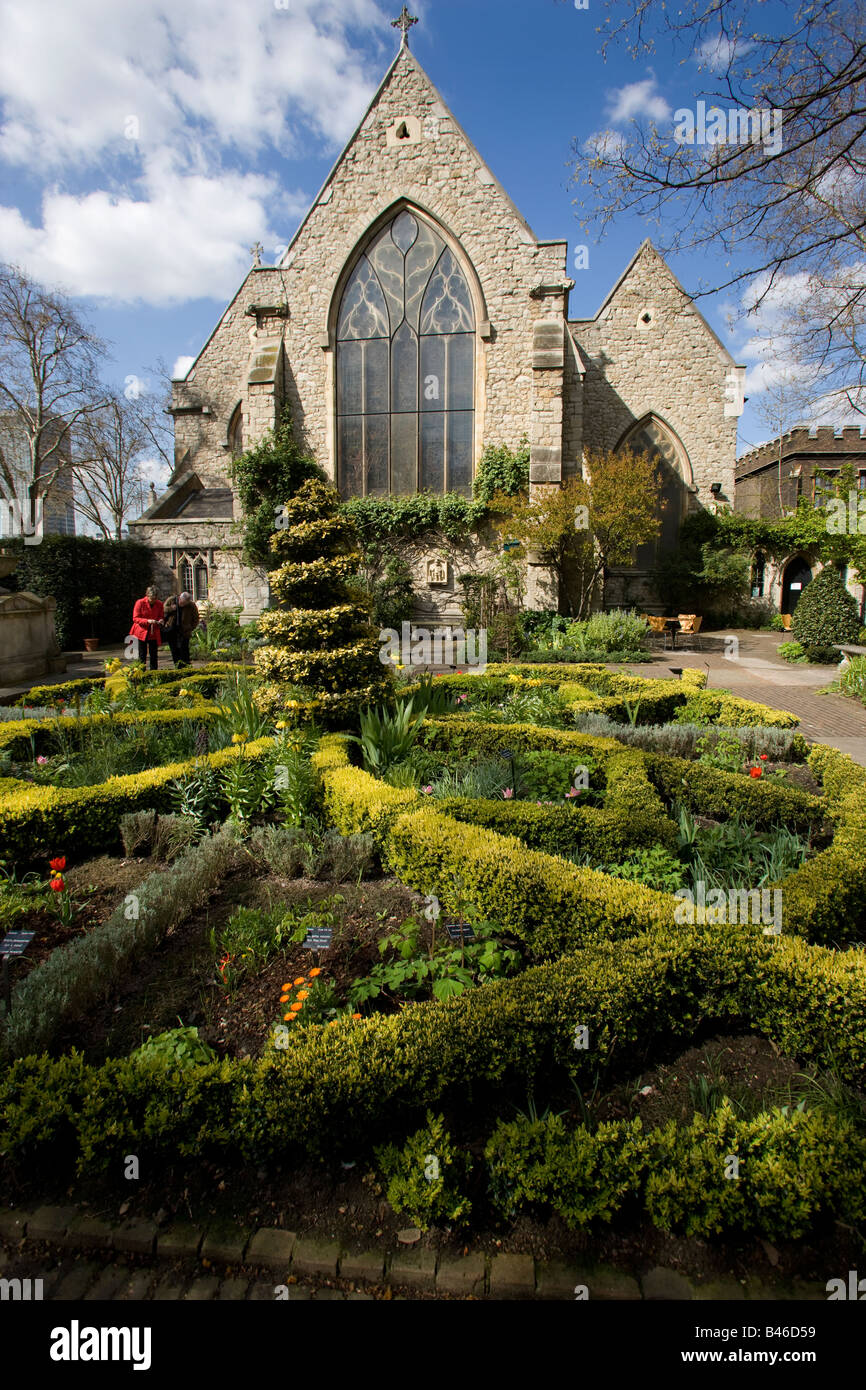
[[774, 744, 866, 947], [644, 752, 822, 830], [485, 1103, 866, 1238], [2, 924, 864, 1176], [0, 705, 222, 758], [21, 662, 247, 709], [0, 735, 276, 865]]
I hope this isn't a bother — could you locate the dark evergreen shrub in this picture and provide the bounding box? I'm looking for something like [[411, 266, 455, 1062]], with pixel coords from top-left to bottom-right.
[[792, 568, 860, 652]]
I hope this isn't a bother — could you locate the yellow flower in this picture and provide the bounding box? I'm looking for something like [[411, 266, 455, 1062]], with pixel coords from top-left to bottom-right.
[[178, 688, 189, 696], [231, 732, 248, 745], [275, 721, 286, 730]]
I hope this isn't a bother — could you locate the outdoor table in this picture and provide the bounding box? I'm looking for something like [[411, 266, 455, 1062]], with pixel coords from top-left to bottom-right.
[[664, 618, 680, 650]]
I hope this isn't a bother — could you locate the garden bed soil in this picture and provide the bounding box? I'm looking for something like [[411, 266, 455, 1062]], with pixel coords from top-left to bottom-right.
[[1, 856, 166, 974]]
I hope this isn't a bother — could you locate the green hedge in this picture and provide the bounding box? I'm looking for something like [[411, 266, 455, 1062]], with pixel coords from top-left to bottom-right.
[[644, 753, 823, 830], [22, 662, 247, 709], [385, 807, 677, 956], [485, 1104, 866, 1238], [773, 744, 866, 947], [0, 706, 222, 758], [2, 924, 864, 1175], [0, 735, 276, 866], [436, 797, 666, 862], [4, 535, 153, 648]]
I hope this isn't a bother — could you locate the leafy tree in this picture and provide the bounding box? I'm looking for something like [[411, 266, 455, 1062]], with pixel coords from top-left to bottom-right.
[[491, 447, 663, 616]]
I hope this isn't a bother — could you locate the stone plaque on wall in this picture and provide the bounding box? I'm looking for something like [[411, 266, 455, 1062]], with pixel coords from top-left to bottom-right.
[[426, 558, 448, 586]]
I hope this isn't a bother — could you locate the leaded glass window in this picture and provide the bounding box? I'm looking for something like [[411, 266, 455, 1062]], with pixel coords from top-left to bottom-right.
[[337, 210, 475, 498]]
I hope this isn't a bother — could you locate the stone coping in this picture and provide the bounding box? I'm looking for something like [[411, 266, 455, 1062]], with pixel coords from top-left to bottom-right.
[[0, 1205, 828, 1301]]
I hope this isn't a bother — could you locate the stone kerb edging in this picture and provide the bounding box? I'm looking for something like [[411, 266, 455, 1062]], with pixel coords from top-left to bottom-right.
[[0, 1206, 828, 1301]]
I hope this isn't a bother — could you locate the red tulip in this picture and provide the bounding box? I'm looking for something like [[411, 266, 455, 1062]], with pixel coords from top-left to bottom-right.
[[49, 856, 66, 872], [50, 876, 65, 892], [749, 767, 762, 778]]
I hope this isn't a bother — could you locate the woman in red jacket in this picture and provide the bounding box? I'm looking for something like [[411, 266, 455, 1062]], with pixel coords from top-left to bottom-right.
[[130, 586, 164, 669]]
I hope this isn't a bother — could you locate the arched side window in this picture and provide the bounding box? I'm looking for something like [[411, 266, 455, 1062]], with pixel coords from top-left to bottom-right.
[[336, 209, 476, 499], [615, 415, 693, 567], [228, 405, 244, 460]]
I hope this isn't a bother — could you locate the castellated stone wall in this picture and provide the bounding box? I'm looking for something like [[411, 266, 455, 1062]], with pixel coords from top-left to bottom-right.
[[572, 243, 738, 511]]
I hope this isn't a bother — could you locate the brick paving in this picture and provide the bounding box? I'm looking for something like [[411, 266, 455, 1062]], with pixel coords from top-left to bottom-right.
[[627, 629, 866, 764], [0, 1209, 831, 1300]]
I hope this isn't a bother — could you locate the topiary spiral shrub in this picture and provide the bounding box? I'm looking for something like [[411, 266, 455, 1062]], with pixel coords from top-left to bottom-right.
[[792, 567, 861, 657], [254, 478, 392, 721]]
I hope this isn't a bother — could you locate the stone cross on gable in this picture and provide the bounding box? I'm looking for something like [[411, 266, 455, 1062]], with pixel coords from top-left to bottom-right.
[[391, 6, 418, 47], [249, 242, 263, 267]]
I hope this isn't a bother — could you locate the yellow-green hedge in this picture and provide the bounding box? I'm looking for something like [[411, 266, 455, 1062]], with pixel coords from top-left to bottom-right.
[[0, 736, 276, 865], [0, 705, 222, 757], [773, 744, 866, 946], [22, 662, 247, 708], [3, 923, 864, 1172], [385, 807, 676, 957]]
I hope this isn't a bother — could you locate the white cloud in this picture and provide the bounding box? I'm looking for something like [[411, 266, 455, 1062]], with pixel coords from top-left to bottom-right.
[[606, 78, 671, 127], [0, 0, 389, 169], [171, 356, 195, 381], [694, 35, 754, 72], [584, 75, 670, 158], [0, 164, 310, 305], [0, 0, 389, 303]]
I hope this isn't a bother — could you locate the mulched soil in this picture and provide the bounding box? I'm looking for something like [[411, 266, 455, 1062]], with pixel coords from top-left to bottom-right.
[[1, 856, 164, 975]]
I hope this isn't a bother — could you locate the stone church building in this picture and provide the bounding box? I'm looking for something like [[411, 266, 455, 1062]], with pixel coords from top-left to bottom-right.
[[130, 16, 744, 621]]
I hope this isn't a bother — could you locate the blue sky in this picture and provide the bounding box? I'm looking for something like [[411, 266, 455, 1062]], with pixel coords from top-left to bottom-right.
[[0, 0, 832, 475]]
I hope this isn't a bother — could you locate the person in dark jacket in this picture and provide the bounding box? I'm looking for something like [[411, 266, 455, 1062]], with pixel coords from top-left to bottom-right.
[[163, 591, 200, 667], [129, 586, 164, 669]]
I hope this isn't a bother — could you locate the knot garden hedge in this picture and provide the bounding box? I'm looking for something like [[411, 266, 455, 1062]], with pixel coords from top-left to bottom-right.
[[1, 659, 865, 1244]]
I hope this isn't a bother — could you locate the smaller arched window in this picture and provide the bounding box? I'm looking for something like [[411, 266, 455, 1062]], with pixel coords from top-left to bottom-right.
[[228, 405, 244, 460], [193, 557, 209, 602]]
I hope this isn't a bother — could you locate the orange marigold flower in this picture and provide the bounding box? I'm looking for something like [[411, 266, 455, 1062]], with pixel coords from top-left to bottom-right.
[[290, 1002, 303, 1012], [283, 1013, 294, 1022], [309, 967, 322, 977], [351, 1013, 362, 1020], [296, 990, 309, 1000], [280, 996, 290, 1005], [282, 984, 292, 992], [294, 977, 305, 987], [328, 1020, 338, 1027]]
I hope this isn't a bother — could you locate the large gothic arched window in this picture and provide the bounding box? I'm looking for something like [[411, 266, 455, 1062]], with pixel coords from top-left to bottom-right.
[[336, 209, 476, 498]]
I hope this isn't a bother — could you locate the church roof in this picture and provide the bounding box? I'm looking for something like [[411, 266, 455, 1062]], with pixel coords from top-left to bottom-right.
[[277, 42, 539, 270]]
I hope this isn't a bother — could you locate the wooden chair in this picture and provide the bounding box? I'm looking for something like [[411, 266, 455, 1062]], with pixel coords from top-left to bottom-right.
[[643, 614, 667, 650], [677, 614, 703, 651]]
